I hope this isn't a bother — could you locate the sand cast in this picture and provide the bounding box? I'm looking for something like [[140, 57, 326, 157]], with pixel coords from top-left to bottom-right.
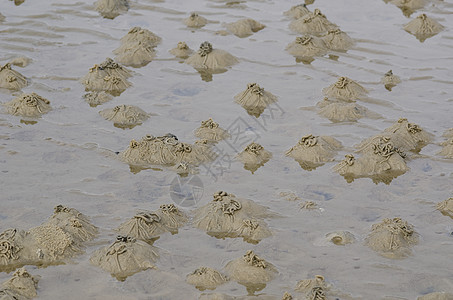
[[436, 198, 453, 219], [4, 93, 51, 118], [169, 42, 194, 58], [289, 9, 338, 36], [1, 268, 39, 299], [321, 29, 354, 52], [184, 13, 208, 28], [285, 134, 342, 170], [99, 105, 149, 128], [115, 41, 156, 67], [186, 266, 229, 290], [94, 0, 129, 19], [322, 76, 367, 101], [234, 83, 278, 117], [317, 97, 378, 122], [226, 19, 265, 38], [285, 35, 328, 62], [194, 118, 230, 142], [381, 70, 401, 91], [186, 41, 238, 70], [115, 27, 161, 52], [366, 217, 418, 258], [83, 91, 113, 107], [0, 63, 28, 90], [404, 14, 444, 42], [90, 235, 158, 280], [284, 4, 311, 19], [236, 142, 272, 173]]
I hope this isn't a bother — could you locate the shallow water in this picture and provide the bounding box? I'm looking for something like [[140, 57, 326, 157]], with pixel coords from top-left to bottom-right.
[[0, 0, 452, 299]]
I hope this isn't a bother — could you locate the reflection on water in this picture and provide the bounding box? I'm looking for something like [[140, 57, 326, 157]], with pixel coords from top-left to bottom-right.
[[0, 0, 452, 299]]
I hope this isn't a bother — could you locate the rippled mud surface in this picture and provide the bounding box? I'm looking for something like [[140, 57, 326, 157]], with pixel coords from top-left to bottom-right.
[[0, 0, 452, 299]]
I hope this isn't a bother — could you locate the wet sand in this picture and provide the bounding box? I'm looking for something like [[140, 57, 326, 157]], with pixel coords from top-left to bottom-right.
[[0, 0, 453, 299]]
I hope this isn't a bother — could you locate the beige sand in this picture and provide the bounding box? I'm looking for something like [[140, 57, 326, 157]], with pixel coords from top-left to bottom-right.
[[193, 191, 273, 243], [281, 292, 293, 300], [234, 83, 278, 118], [417, 292, 453, 300], [41, 205, 98, 246], [117, 211, 167, 242], [184, 13, 208, 28], [0, 228, 32, 272], [381, 70, 401, 91], [186, 267, 229, 290], [226, 19, 265, 38], [438, 137, 453, 159], [1, 268, 39, 299], [325, 231, 356, 245], [391, 0, 426, 11], [94, 0, 129, 19], [119, 133, 217, 167], [321, 29, 354, 52], [156, 204, 189, 233], [289, 9, 338, 36], [0, 63, 28, 90], [9, 56, 31, 68], [99, 105, 149, 128], [98, 57, 132, 79], [185, 42, 239, 70], [436, 198, 453, 219], [81, 60, 132, 95], [236, 142, 272, 173], [115, 41, 156, 67], [224, 250, 277, 286], [285, 134, 342, 170], [356, 118, 433, 152], [194, 118, 230, 142], [115, 27, 161, 51], [286, 35, 328, 60], [404, 14, 444, 42], [322, 76, 367, 101], [169, 42, 194, 58], [295, 275, 329, 297], [366, 217, 418, 259], [284, 4, 311, 19], [90, 236, 158, 281], [4, 93, 51, 118], [317, 97, 378, 122], [83, 91, 113, 107]]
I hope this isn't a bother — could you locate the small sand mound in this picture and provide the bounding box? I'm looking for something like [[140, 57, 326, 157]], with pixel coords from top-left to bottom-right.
[[322, 76, 367, 101], [357, 118, 433, 152], [185, 41, 239, 70], [234, 83, 278, 118], [285, 35, 328, 61], [321, 29, 354, 52], [404, 14, 444, 42], [94, 0, 129, 19], [184, 13, 208, 28], [317, 97, 378, 122], [169, 42, 194, 58], [0, 63, 28, 90], [186, 266, 229, 290], [4, 93, 51, 118], [236, 142, 272, 173], [117, 211, 167, 242], [286, 134, 342, 170], [115, 41, 156, 67], [115, 27, 161, 51], [81, 59, 132, 95], [335, 137, 408, 184], [42, 205, 98, 246], [1, 268, 39, 299], [366, 217, 418, 259], [391, 0, 426, 14], [193, 191, 273, 243], [119, 133, 217, 167], [90, 235, 158, 281], [284, 4, 311, 19], [99, 105, 149, 128], [289, 8, 338, 36], [381, 70, 401, 91], [83, 91, 113, 107], [226, 18, 265, 38], [436, 197, 453, 219], [224, 250, 277, 288], [194, 118, 230, 142], [295, 275, 330, 298], [438, 137, 453, 159]]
